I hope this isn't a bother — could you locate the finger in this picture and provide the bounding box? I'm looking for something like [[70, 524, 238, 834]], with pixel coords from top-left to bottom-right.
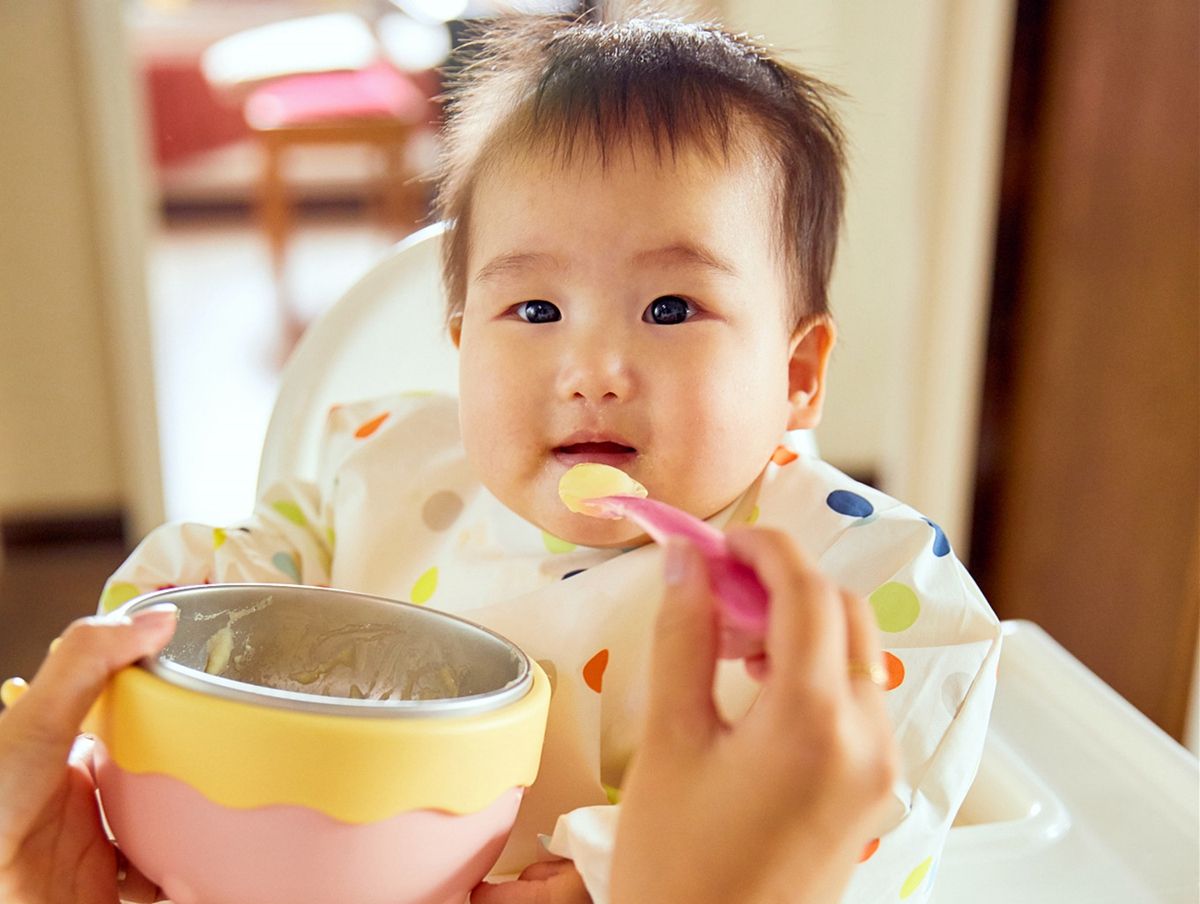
[[646, 538, 721, 739], [725, 528, 844, 684], [517, 858, 573, 882], [470, 879, 534, 903], [842, 589, 885, 695], [7, 605, 178, 751]]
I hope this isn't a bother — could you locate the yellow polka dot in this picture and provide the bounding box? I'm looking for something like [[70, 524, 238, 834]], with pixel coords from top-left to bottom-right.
[[900, 856, 932, 899], [271, 501, 308, 527], [869, 582, 921, 633], [746, 505, 760, 524], [603, 783, 622, 805], [100, 582, 140, 614], [212, 527, 227, 550], [410, 566, 438, 605], [542, 531, 577, 554], [325, 526, 337, 550]]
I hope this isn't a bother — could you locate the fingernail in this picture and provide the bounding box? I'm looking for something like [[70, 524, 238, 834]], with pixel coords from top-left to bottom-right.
[[664, 540, 690, 585], [133, 603, 180, 629]]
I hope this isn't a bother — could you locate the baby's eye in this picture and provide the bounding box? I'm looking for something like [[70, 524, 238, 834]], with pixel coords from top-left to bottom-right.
[[643, 295, 695, 325], [515, 300, 561, 324]]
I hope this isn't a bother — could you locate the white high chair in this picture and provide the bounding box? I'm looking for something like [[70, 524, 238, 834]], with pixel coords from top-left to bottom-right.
[[258, 222, 456, 494], [258, 223, 1199, 903]]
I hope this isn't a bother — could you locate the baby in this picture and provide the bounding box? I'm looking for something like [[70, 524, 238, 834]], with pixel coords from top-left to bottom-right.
[[101, 9, 1001, 904]]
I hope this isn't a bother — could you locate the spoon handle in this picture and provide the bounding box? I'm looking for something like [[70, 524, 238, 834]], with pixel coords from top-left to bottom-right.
[[588, 495, 769, 646]]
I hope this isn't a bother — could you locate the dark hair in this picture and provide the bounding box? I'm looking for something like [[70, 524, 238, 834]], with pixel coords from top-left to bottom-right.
[[434, 5, 846, 329]]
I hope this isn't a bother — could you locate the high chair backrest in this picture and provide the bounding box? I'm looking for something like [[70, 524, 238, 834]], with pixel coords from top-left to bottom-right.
[[258, 223, 456, 494], [258, 220, 817, 494]]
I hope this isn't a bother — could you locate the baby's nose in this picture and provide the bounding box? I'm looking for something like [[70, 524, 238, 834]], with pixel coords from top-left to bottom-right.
[[556, 341, 635, 403]]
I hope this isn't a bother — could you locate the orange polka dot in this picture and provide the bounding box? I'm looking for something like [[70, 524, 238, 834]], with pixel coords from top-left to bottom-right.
[[583, 649, 610, 693], [771, 445, 798, 466], [354, 412, 390, 439], [859, 838, 880, 863], [883, 651, 905, 690]]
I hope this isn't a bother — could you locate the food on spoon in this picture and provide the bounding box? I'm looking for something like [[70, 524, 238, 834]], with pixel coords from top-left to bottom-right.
[[558, 462, 647, 516], [558, 462, 770, 661]]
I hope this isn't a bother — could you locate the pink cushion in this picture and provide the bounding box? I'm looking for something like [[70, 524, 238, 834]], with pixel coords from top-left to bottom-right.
[[245, 63, 428, 129]]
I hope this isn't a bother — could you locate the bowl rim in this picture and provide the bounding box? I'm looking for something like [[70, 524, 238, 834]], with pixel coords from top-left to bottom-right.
[[115, 584, 533, 719]]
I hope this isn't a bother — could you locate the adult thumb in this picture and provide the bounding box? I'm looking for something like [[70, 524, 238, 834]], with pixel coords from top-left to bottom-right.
[[0, 606, 178, 860]]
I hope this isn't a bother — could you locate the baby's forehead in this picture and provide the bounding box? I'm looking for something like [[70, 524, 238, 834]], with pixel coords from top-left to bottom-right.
[[471, 127, 781, 215]]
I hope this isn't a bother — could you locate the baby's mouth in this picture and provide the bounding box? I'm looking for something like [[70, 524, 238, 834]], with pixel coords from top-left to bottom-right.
[[554, 441, 638, 468]]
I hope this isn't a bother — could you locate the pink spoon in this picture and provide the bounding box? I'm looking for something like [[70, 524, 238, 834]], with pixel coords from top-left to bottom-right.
[[585, 494, 769, 659]]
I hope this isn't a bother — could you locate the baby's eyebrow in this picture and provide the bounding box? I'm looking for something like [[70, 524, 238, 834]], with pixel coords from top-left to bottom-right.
[[472, 242, 738, 284], [634, 243, 739, 276], [473, 251, 562, 284]]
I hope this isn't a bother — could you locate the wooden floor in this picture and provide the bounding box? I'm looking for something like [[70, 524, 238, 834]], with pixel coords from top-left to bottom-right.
[[0, 540, 129, 684]]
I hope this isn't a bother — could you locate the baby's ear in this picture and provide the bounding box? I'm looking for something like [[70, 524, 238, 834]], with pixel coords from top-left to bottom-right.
[[448, 311, 464, 349], [786, 317, 835, 431]]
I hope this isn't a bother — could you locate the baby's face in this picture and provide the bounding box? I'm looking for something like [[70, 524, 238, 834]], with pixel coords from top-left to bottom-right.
[[455, 141, 819, 547]]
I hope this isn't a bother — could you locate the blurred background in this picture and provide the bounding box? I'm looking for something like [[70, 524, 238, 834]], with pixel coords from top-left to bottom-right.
[[0, 0, 1196, 754]]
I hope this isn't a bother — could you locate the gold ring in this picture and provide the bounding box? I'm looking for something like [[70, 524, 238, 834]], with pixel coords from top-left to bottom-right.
[[847, 660, 887, 687]]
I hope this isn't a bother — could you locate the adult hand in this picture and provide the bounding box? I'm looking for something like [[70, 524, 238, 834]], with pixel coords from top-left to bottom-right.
[[0, 606, 178, 904], [612, 527, 899, 904]]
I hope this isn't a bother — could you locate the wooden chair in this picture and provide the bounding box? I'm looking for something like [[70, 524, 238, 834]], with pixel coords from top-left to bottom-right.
[[244, 62, 432, 297], [201, 15, 436, 347]]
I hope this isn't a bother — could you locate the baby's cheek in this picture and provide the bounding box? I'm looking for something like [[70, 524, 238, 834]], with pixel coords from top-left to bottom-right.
[[675, 403, 776, 498]]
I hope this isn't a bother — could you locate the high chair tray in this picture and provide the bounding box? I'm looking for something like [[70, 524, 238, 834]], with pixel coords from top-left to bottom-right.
[[934, 620, 1198, 903]]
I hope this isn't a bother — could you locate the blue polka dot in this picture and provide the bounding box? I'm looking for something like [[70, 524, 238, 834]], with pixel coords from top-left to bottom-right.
[[561, 568, 586, 580], [272, 551, 301, 581], [924, 519, 950, 557], [827, 490, 874, 518]]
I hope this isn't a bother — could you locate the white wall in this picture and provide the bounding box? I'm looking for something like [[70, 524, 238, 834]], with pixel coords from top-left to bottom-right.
[[0, 0, 122, 517], [0, 0, 162, 539], [717, 0, 1015, 554]]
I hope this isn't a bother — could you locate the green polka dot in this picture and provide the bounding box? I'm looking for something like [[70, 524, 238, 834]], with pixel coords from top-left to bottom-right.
[[603, 783, 622, 805], [271, 501, 308, 527], [869, 582, 921, 633], [272, 552, 300, 582], [542, 531, 577, 554], [325, 526, 336, 550], [100, 582, 140, 614], [900, 856, 933, 898], [411, 566, 438, 604], [746, 505, 760, 524], [212, 527, 227, 550]]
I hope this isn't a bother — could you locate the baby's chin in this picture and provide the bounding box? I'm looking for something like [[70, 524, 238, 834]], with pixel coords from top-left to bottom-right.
[[537, 508, 654, 550]]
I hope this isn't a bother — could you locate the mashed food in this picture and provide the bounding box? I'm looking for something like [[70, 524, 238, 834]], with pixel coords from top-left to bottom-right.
[[558, 462, 647, 515]]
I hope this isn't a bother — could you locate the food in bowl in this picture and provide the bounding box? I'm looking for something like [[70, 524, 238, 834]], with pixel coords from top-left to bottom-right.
[[88, 584, 550, 904]]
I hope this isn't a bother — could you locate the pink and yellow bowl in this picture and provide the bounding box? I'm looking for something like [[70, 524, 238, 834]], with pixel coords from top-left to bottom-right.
[[84, 584, 550, 904]]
